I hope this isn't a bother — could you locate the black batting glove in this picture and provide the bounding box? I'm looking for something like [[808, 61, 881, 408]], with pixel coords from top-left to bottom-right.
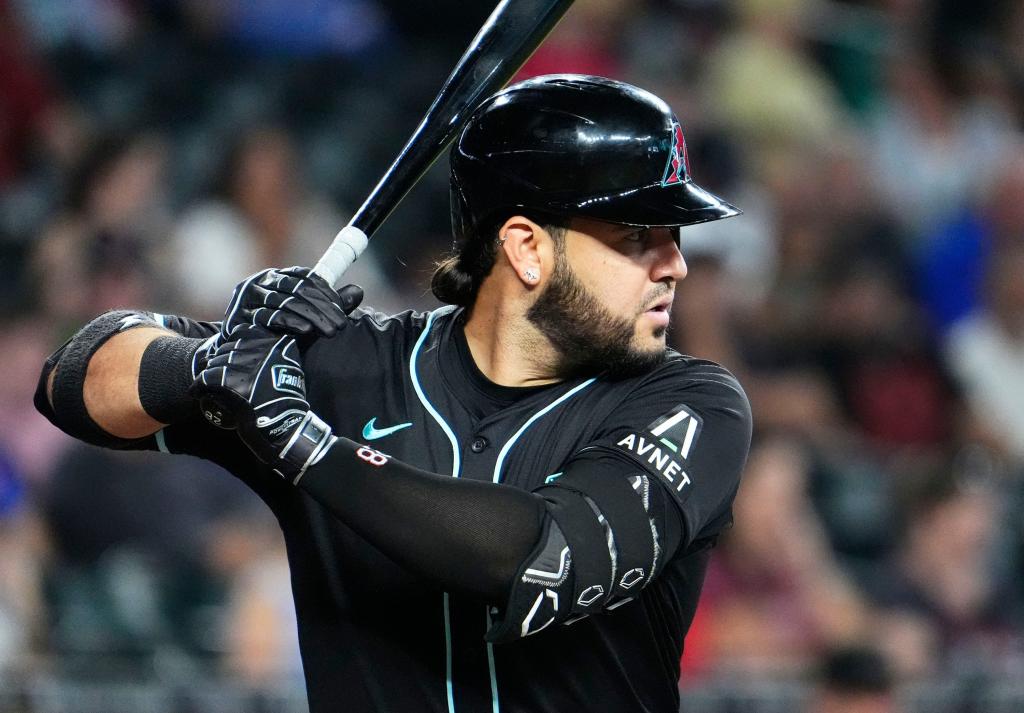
[[190, 325, 336, 481], [222, 266, 364, 339]]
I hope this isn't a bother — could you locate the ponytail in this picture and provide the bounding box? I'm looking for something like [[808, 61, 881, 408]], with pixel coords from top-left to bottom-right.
[[431, 213, 568, 306], [430, 254, 477, 307]]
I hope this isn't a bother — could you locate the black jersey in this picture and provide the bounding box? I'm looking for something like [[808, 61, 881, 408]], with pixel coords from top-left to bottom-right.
[[128, 305, 750, 713]]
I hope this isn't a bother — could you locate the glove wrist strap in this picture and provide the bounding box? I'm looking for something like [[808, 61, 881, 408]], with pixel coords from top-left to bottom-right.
[[280, 411, 336, 483]]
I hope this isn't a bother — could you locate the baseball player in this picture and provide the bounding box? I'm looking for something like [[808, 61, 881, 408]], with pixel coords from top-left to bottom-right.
[[37, 75, 751, 712]]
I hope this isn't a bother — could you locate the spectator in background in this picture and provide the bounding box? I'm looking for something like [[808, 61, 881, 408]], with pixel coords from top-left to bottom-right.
[[998, 1, 1024, 110], [871, 467, 1019, 678], [0, 445, 45, 672], [40, 443, 260, 674], [807, 646, 899, 713], [216, 511, 303, 684], [944, 244, 1024, 465], [0, 0, 56, 189], [513, 0, 628, 80], [0, 320, 65, 673], [693, 130, 955, 455], [917, 146, 1024, 334], [687, 436, 869, 676], [814, 259, 954, 453], [30, 132, 171, 327], [0, 3, 90, 284], [170, 125, 398, 318], [0, 318, 73, 485], [672, 131, 778, 313], [870, 42, 1014, 240], [704, 0, 848, 160], [9, 0, 140, 53], [207, 0, 389, 57]]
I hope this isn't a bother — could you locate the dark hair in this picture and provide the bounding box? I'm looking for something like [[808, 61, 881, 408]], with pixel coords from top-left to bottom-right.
[[431, 212, 568, 307]]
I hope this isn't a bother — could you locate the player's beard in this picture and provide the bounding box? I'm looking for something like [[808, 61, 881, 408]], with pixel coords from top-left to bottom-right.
[[526, 254, 669, 380]]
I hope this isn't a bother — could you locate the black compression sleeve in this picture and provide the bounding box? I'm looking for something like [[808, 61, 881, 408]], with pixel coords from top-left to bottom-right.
[[138, 335, 203, 423], [297, 438, 547, 601]]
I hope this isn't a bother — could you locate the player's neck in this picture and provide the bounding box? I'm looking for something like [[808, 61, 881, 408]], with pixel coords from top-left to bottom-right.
[[463, 297, 563, 388]]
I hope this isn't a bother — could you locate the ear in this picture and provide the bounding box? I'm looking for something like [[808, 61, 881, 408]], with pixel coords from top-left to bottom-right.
[[498, 215, 552, 288]]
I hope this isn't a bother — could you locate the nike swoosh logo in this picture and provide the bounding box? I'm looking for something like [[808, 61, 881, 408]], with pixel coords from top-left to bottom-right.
[[362, 418, 413, 440]]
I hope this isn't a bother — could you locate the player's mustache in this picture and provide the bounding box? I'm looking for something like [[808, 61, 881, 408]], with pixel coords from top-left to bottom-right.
[[637, 284, 675, 315]]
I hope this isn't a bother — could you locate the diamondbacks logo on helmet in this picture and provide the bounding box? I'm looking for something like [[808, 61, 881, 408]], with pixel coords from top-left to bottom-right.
[[661, 123, 689, 187]]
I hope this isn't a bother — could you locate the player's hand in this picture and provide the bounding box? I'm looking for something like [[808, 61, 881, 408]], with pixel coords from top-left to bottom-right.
[[222, 266, 364, 339], [190, 332, 223, 379], [190, 324, 335, 480]]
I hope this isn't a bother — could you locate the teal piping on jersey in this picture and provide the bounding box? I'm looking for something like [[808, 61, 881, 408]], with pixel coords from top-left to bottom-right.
[[485, 375, 598, 711], [410, 309, 462, 479], [443, 599, 455, 713], [486, 609, 500, 713], [409, 308, 461, 713], [444, 592, 455, 711], [491, 377, 598, 484], [155, 429, 169, 453]]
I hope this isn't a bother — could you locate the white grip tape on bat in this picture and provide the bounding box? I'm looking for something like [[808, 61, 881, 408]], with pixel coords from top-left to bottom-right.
[[312, 225, 369, 288]]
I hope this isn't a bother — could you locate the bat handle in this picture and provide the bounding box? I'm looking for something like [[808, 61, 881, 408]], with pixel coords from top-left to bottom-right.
[[312, 225, 370, 288]]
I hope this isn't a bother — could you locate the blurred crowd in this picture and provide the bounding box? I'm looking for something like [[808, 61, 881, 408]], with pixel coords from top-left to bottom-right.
[[1, 0, 1023, 710]]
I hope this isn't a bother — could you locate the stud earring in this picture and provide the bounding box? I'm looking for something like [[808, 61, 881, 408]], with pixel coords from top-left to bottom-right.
[[498, 234, 508, 246], [523, 268, 540, 283]]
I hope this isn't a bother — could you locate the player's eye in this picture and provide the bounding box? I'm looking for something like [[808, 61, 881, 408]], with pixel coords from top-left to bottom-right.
[[622, 229, 647, 243]]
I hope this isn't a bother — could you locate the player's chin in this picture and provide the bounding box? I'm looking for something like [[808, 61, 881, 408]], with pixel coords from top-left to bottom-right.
[[632, 327, 668, 355], [635, 316, 669, 342]]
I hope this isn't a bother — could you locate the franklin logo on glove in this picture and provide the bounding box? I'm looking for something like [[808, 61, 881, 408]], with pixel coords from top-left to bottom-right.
[[273, 365, 306, 395]]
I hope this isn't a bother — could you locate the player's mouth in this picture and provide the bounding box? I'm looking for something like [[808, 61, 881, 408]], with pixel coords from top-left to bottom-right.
[[642, 295, 673, 327]]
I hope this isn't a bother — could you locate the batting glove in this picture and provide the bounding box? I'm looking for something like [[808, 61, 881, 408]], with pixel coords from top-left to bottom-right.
[[190, 325, 335, 481], [222, 266, 364, 339]]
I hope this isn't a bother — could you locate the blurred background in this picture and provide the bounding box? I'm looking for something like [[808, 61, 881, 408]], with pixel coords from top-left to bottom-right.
[[1, 0, 1023, 710]]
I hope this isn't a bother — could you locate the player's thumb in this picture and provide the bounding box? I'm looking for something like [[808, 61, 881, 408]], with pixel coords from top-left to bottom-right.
[[336, 284, 364, 315]]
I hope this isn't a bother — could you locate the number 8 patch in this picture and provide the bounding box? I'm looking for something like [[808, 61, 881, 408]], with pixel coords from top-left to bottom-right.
[[356, 445, 390, 467]]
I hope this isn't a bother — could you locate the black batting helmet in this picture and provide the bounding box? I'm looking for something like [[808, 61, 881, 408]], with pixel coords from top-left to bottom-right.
[[449, 74, 740, 242]]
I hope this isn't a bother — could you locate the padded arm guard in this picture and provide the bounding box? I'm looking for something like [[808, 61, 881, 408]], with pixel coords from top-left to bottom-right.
[[486, 453, 678, 644], [36, 310, 219, 448]]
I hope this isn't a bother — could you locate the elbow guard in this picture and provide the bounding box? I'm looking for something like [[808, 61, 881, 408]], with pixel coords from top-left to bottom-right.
[[486, 456, 677, 643], [40, 310, 206, 447]]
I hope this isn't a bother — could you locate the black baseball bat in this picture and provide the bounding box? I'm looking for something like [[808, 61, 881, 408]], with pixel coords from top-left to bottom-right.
[[312, 0, 576, 287]]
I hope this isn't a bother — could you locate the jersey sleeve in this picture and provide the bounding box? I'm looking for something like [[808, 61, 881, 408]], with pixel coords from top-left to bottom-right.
[[152, 313, 221, 339], [582, 357, 752, 551], [147, 418, 288, 504]]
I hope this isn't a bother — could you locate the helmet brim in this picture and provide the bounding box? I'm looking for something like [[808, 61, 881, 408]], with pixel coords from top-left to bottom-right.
[[551, 179, 741, 228]]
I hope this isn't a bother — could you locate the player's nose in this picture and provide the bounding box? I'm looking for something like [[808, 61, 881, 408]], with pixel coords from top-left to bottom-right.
[[650, 232, 687, 283]]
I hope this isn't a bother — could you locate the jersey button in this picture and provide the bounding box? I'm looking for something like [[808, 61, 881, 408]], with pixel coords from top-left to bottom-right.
[[470, 436, 489, 453]]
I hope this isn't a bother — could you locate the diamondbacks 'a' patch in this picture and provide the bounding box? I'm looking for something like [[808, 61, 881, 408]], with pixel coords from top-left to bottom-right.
[[645, 404, 702, 460]]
